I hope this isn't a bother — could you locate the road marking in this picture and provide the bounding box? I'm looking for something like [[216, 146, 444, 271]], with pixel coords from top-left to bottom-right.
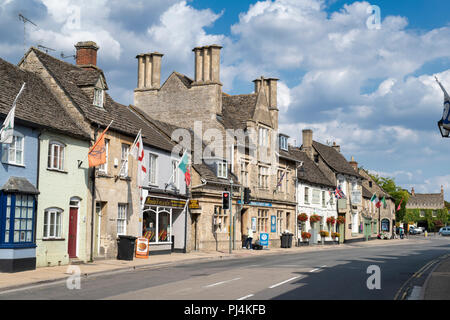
[[407, 286, 422, 300], [310, 265, 327, 272], [237, 294, 254, 300], [269, 276, 301, 289], [204, 277, 241, 288]]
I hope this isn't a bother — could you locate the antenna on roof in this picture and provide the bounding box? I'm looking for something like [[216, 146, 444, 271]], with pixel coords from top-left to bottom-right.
[[60, 52, 76, 60], [37, 45, 55, 54], [18, 13, 38, 55]]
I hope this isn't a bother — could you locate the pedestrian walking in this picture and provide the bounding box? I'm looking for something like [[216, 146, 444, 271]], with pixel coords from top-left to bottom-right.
[[245, 227, 253, 250], [399, 226, 404, 239]]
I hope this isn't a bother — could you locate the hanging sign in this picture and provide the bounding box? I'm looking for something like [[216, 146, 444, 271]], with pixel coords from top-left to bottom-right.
[[135, 237, 149, 259]]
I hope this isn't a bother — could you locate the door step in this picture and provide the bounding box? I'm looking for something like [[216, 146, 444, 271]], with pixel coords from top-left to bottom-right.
[[69, 258, 85, 265]]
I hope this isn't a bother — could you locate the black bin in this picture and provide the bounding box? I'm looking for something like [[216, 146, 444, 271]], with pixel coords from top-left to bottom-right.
[[287, 233, 293, 248], [117, 235, 137, 260], [280, 233, 289, 248]]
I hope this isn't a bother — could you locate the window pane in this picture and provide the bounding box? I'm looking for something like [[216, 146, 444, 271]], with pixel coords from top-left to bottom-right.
[[16, 150, 23, 164], [14, 231, 19, 242], [56, 213, 61, 237], [26, 231, 32, 242], [4, 231, 9, 243], [158, 212, 170, 242], [5, 218, 10, 231], [15, 219, 20, 230], [6, 206, 10, 218]]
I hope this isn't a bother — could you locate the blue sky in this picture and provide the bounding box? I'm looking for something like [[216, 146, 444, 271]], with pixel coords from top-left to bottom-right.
[[0, 0, 449, 200]]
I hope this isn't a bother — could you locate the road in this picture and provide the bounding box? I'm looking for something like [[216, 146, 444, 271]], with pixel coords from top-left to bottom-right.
[[0, 236, 448, 300]]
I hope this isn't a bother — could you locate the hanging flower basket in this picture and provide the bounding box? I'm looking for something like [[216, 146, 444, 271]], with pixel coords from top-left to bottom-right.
[[310, 214, 322, 223], [336, 216, 346, 225], [297, 213, 308, 222], [326, 217, 336, 225], [331, 232, 340, 239], [301, 232, 311, 240], [319, 230, 329, 237]]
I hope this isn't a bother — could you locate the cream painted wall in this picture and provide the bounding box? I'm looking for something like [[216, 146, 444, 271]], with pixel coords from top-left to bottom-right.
[[35, 131, 90, 267]]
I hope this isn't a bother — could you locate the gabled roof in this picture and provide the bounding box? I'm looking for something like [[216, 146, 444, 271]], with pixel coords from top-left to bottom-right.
[[0, 57, 90, 140], [358, 168, 392, 200], [27, 48, 169, 148], [129, 105, 240, 186], [362, 185, 373, 199], [221, 93, 257, 130], [406, 193, 445, 209], [289, 147, 335, 189], [312, 141, 364, 179]]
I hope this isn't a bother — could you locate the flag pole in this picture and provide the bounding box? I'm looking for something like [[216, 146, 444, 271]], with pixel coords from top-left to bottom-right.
[[116, 129, 141, 180]]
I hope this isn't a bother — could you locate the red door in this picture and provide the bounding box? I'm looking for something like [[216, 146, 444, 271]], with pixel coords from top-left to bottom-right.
[[68, 207, 78, 258]]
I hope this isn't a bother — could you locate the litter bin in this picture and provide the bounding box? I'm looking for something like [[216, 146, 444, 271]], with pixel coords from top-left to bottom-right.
[[287, 233, 293, 248], [117, 235, 137, 260], [280, 233, 289, 248]]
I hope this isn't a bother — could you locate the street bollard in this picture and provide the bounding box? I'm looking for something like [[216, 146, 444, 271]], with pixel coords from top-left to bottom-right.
[[424, 231, 428, 237]]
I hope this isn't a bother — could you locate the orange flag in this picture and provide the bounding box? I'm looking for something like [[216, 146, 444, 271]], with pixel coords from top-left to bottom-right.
[[88, 121, 112, 168]]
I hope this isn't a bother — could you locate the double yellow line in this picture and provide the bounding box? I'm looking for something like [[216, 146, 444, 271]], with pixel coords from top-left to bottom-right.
[[394, 253, 449, 300]]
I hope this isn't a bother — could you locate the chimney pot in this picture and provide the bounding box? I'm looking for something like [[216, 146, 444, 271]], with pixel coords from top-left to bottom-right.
[[349, 156, 358, 172], [302, 129, 313, 160], [412, 187, 415, 196], [75, 41, 99, 67]]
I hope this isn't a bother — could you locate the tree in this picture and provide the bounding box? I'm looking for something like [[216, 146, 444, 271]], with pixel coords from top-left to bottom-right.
[[368, 174, 410, 222]]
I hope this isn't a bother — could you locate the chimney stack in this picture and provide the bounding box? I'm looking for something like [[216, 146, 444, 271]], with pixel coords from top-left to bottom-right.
[[349, 156, 358, 172], [75, 41, 99, 68], [302, 129, 313, 160], [136, 52, 164, 90], [332, 141, 341, 153], [411, 187, 415, 196], [193, 44, 222, 85], [441, 185, 444, 195]]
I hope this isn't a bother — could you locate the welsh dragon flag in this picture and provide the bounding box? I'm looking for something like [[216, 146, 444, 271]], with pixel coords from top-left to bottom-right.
[[178, 150, 191, 187], [1, 83, 26, 144]]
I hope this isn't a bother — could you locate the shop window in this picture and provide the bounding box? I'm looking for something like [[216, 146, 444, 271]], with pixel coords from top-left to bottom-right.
[[143, 207, 172, 243], [1, 194, 35, 245], [1, 135, 24, 166], [381, 219, 390, 232], [43, 208, 63, 239]]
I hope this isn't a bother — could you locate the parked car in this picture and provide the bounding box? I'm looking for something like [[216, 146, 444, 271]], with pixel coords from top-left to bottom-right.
[[409, 226, 422, 235], [438, 227, 450, 236]]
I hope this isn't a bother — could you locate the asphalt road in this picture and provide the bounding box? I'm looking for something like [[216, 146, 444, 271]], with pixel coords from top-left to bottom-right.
[[1, 236, 449, 300]]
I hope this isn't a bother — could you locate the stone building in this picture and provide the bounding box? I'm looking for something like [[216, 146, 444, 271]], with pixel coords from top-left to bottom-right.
[[406, 186, 446, 230], [300, 129, 366, 243], [133, 45, 299, 250], [18, 42, 179, 260]]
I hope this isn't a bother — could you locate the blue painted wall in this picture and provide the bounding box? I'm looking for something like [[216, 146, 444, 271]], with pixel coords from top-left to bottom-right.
[[0, 123, 39, 188]]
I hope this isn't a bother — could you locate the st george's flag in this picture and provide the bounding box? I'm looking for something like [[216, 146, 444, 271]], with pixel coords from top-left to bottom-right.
[[130, 129, 147, 187], [88, 120, 113, 167], [0, 83, 26, 144]]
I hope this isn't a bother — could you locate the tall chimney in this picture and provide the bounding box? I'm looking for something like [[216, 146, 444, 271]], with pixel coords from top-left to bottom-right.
[[136, 52, 163, 90], [253, 77, 262, 93], [349, 156, 358, 172], [193, 45, 222, 85], [75, 41, 99, 68], [411, 187, 415, 196], [441, 185, 444, 194], [332, 141, 341, 153], [302, 129, 313, 160]]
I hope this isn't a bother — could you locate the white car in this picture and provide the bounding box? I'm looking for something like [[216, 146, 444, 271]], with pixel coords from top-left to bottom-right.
[[409, 226, 422, 235], [439, 227, 450, 236]]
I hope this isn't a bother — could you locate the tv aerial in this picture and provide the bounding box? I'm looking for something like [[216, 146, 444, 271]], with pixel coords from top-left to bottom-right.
[[18, 13, 38, 54], [37, 45, 55, 54], [60, 52, 76, 60]]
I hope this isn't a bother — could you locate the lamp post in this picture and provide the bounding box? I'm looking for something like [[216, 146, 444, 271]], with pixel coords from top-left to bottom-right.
[[229, 178, 233, 254], [438, 120, 450, 138]]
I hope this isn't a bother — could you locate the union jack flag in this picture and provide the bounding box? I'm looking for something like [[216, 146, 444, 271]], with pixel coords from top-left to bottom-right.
[[334, 185, 346, 199]]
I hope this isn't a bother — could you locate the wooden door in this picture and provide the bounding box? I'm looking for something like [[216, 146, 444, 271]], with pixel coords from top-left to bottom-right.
[[68, 207, 78, 258]]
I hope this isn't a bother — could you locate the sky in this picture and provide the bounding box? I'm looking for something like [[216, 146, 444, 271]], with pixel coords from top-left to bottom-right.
[[0, 0, 449, 200]]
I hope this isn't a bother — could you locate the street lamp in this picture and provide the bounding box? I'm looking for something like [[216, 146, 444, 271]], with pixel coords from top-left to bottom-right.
[[438, 120, 450, 138]]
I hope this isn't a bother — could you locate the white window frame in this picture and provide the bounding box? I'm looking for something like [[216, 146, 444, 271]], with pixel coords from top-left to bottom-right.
[[304, 187, 310, 204], [312, 189, 321, 205], [43, 208, 63, 239], [93, 88, 104, 108], [47, 141, 65, 171], [322, 191, 326, 207], [117, 204, 127, 235], [148, 153, 158, 186], [2, 134, 24, 165], [240, 159, 248, 187], [279, 135, 288, 151], [259, 127, 269, 147], [120, 144, 129, 177], [217, 160, 227, 179], [98, 139, 109, 174], [258, 165, 269, 189]]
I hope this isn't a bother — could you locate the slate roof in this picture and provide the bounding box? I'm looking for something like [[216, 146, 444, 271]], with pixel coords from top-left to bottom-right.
[[0, 57, 90, 140], [312, 141, 364, 179], [1, 177, 39, 194], [406, 193, 445, 209], [29, 48, 172, 151], [288, 147, 335, 189], [221, 94, 257, 130], [358, 168, 393, 200], [362, 185, 373, 199], [129, 105, 240, 186]]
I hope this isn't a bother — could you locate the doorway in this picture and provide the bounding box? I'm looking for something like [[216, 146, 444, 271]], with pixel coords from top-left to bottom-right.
[[68, 198, 81, 258]]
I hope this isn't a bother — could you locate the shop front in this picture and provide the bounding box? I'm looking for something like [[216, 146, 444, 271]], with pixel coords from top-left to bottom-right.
[[141, 193, 198, 255]]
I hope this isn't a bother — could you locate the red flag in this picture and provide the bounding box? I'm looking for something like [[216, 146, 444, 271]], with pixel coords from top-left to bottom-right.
[[396, 197, 403, 211], [185, 168, 191, 187]]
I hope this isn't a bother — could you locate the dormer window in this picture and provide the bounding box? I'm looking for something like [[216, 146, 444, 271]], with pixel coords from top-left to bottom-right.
[[93, 88, 104, 108], [217, 160, 227, 179], [279, 135, 288, 151]]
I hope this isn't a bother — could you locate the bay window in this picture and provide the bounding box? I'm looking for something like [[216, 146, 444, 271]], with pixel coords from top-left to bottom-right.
[[1, 194, 36, 245]]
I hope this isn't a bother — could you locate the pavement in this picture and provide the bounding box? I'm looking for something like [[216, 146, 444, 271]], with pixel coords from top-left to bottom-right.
[[0, 236, 447, 299]]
